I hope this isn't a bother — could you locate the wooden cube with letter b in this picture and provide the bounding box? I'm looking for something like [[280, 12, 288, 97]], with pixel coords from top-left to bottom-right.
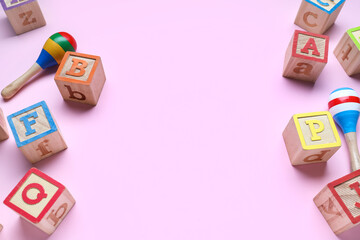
[[314, 170, 360, 234], [283, 111, 341, 165], [294, 0, 345, 34], [4, 168, 75, 235], [283, 30, 329, 82], [54, 52, 106, 106], [334, 26, 360, 76], [0, 0, 46, 35], [7, 101, 67, 163]]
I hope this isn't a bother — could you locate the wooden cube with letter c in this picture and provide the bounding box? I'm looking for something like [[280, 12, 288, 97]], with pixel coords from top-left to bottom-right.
[[334, 26, 360, 76], [0, 108, 9, 141], [4, 168, 75, 235], [283, 111, 341, 165], [294, 0, 345, 34], [7, 101, 67, 163], [54, 52, 106, 106], [314, 170, 360, 234], [0, 0, 46, 35], [283, 30, 329, 82]]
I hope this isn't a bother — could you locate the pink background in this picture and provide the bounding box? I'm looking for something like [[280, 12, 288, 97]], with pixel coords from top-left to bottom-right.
[[0, 0, 360, 239]]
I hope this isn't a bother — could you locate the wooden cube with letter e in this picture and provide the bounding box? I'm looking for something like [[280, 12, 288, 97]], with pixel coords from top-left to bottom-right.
[[0, 0, 46, 35], [7, 101, 67, 163], [54, 52, 106, 106], [4, 168, 75, 235], [294, 0, 345, 34], [0, 108, 9, 141], [283, 111, 341, 165], [314, 170, 360, 234], [334, 26, 360, 76], [283, 30, 329, 82]]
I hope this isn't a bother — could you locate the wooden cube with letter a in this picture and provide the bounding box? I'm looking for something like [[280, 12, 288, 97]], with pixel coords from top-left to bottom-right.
[[314, 170, 360, 234], [4, 168, 75, 235], [283, 111, 341, 165], [334, 27, 360, 76], [283, 30, 329, 82], [0, 0, 46, 35], [294, 0, 345, 34], [7, 101, 67, 163], [0, 108, 9, 141], [54, 52, 106, 106]]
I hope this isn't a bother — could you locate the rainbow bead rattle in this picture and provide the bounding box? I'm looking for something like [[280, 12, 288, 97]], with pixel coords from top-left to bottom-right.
[[1, 32, 77, 100], [329, 87, 360, 171]]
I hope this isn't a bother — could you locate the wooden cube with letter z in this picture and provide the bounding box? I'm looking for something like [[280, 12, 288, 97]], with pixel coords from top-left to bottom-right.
[[283, 30, 329, 82], [314, 170, 360, 234], [283, 111, 341, 165], [334, 27, 360, 76], [0, 0, 46, 35], [7, 101, 67, 163], [54, 52, 106, 106], [4, 168, 75, 235], [294, 0, 345, 34]]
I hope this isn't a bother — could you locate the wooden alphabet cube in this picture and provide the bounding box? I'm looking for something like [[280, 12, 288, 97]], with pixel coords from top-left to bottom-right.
[[283, 111, 341, 165], [54, 52, 106, 106], [313, 169, 360, 234], [7, 101, 67, 163], [294, 0, 345, 34], [0, 0, 46, 35], [4, 168, 75, 235], [334, 27, 360, 76], [0, 108, 9, 141], [283, 30, 329, 82]]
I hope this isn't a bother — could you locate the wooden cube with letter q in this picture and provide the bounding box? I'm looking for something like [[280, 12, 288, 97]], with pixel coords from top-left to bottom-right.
[[4, 168, 75, 235], [283, 111, 341, 165], [294, 0, 345, 34], [283, 30, 329, 82], [314, 170, 360, 234], [54, 52, 106, 106], [7, 101, 67, 163], [334, 26, 360, 76], [0, 0, 46, 35]]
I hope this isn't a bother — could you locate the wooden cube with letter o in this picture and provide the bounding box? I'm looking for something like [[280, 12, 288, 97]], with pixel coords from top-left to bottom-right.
[[54, 52, 106, 106], [283, 111, 341, 165], [4, 168, 75, 235]]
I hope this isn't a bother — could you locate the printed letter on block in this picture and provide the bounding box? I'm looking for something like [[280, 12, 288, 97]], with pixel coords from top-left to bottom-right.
[[55, 52, 106, 106], [283, 111, 341, 165], [283, 30, 329, 82], [294, 0, 345, 34], [4, 168, 75, 235], [7, 101, 67, 163], [0, 0, 46, 34]]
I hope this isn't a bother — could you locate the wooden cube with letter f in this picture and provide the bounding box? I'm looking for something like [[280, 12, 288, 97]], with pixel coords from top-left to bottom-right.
[[4, 168, 75, 235], [283, 111, 341, 165], [7, 101, 67, 163], [55, 52, 106, 106]]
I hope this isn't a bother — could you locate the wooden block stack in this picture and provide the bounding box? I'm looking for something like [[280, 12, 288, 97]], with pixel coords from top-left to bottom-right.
[[3, 168, 75, 235], [7, 101, 67, 163], [283, 111, 341, 165], [0, 0, 46, 34]]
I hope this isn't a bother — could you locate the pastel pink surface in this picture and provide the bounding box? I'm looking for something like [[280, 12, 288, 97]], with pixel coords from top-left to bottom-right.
[[0, 0, 360, 239]]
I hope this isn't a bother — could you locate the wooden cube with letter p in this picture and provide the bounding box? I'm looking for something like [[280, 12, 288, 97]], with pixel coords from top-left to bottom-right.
[[314, 170, 360, 234], [334, 27, 360, 76], [0, 0, 46, 35], [283, 30, 329, 82], [294, 0, 345, 34], [7, 101, 67, 163], [4, 168, 75, 235], [283, 111, 341, 165], [54, 52, 106, 106]]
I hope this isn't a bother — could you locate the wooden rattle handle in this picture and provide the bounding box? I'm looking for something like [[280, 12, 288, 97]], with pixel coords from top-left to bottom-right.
[[1, 63, 42, 100], [345, 132, 360, 171]]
